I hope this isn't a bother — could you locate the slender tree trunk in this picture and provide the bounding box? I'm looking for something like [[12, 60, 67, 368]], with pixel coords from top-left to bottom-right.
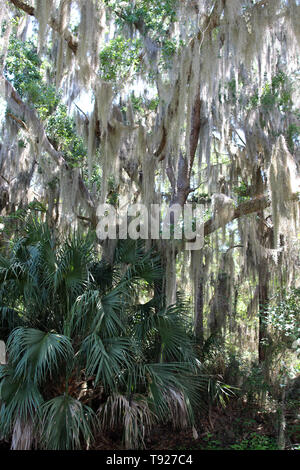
[[258, 261, 269, 363], [195, 272, 204, 348], [254, 167, 272, 365], [278, 376, 287, 450]]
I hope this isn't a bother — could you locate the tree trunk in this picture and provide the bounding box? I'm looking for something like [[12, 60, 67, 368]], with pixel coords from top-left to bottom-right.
[[195, 271, 204, 347], [258, 261, 269, 363]]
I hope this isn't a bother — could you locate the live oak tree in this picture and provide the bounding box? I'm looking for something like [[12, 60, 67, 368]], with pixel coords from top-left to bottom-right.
[[0, 1, 299, 388]]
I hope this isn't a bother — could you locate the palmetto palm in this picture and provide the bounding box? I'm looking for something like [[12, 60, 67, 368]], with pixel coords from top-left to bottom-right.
[[0, 216, 204, 449]]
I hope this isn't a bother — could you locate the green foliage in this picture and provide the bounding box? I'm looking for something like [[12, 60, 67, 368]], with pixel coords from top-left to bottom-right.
[[264, 289, 300, 350], [230, 432, 278, 450], [241, 365, 270, 404], [249, 71, 293, 113], [104, 0, 177, 38], [40, 394, 96, 450], [5, 36, 41, 95], [46, 104, 87, 167], [175, 431, 278, 451], [106, 176, 119, 206], [103, 0, 181, 72], [99, 36, 142, 82], [286, 123, 300, 154], [5, 36, 60, 119], [233, 181, 251, 203], [83, 163, 102, 192], [0, 366, 43, 437], [7, 328, 74, 385], [200, 433, 223, 450], [160, 38, 178, 67], [226, 78, 238, 102], [130, 93, 160, 117], [5, 35, 87, 169], [0, 217, 208, 449]]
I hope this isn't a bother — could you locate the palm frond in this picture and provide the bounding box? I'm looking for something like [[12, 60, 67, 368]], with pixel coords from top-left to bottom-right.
[[98, 284, 129, 336], [99, 393, 153, 449], [11, 417, 35, 450], [40, 394, 96, 450], [163, 388, 190, 429], [68, 289, 102, 336], [81, 334, 133, 390], [134, 304, 198, 364], [89, 261, 114, 293], [115, 239, 145, 265], [0, 219, 207, 449], [0, 305, 23, 329], [52, 236, 93, 296], [116, 240, 163, 284], [7, 327, 73, 384], [0, 365, 43, 437], [69, 285, 127, 338], [143, 362, 206, 423]]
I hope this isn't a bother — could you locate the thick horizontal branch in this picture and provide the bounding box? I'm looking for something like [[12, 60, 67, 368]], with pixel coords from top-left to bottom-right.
[[8, 0, 78, 53], [8, 0, 34, 15], [204, 194, 299, 236]]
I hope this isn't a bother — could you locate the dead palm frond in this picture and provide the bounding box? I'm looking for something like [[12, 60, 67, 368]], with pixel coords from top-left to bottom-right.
[[99, 393, 154, 449]]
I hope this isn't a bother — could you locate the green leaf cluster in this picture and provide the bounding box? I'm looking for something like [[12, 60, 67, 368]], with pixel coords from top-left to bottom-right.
[[46, 104, 87, 167], [104, 0, 177, 37], [99, 36, 142, 82], [5, 37, 60, 119]]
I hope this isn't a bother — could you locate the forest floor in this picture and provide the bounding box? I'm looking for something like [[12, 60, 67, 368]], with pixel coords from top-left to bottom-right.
[[92, 399, 299, 451]]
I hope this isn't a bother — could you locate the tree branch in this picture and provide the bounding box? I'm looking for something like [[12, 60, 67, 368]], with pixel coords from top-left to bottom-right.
[[6, 112, 29, 131], [1, 76, 95, 219], [8, 0, 34, 15], [8, 0, 78, 54], [204, 194, 299, 236]]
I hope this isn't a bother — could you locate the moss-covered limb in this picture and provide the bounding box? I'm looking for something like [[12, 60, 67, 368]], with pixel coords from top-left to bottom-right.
[[1, 75, 95, 217], [8, 0, 78, 53], [6, 112, 28, 131], [204, 193, 299, 237]]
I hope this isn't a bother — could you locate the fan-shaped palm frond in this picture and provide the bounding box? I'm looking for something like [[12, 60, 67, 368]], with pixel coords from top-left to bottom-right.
[[97, 283, 130, 336], [52, 236, 93, 297], [89, 261, 114, 293], [116, 240, 163, 284], [134, 303, 197, 364], [81, 334, 133, 390], [0, 365, 43, 438], [68, 289, 102, 336], [69, 285, 128, 338], [126, 361, 206, 426], [163, 388, 190, 429], [0, 305, 23, 330], [7, 327, 73, 384], [115, 239, 145, 265], [206, 373, 236, 407], [40, 394, 96, 450], [22, 216, 52, 246]]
